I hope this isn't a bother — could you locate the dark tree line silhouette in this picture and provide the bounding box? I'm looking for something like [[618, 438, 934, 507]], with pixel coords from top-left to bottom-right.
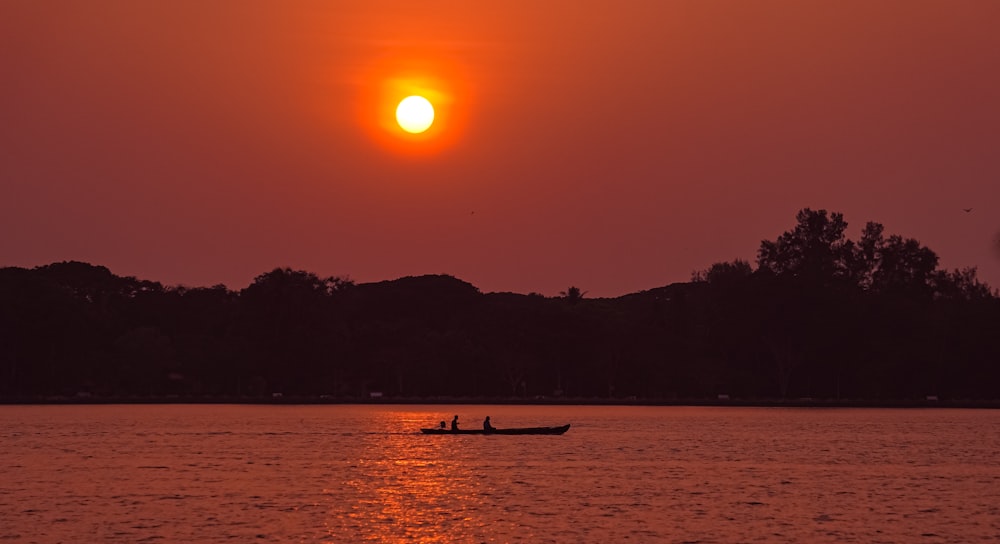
[[1, 209, 997, 402]]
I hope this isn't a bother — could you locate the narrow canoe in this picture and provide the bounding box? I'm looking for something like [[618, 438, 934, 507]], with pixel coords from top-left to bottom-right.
[[420, 424, 570, 435]]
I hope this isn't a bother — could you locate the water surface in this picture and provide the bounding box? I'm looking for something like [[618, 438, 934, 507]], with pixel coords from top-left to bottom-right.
[[1, 405, 998, 542]]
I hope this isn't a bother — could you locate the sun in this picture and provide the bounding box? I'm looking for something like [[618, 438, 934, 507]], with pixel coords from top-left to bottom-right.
[[395, 95, 435, 134]]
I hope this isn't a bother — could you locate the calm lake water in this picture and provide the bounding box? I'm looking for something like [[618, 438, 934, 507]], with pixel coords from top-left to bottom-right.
[[1, 405, 998, 543]]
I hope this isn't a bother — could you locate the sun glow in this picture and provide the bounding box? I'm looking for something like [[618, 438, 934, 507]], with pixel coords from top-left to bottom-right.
[[395, 95, 434, 133], [353, 54, 470, 155]]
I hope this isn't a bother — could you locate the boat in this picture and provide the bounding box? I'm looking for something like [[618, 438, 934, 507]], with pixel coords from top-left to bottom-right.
[[419, 424, 570, 435]]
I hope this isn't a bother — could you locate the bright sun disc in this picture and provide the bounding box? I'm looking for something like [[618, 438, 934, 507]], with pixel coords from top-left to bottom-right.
[[395, 95, 435, 134]]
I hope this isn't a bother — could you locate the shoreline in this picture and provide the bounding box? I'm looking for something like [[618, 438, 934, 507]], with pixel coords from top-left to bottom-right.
[[2, 395, 998, 409]]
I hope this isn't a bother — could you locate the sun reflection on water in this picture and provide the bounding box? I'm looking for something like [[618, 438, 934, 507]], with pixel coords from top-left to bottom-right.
[[324, 411, 491, 543]]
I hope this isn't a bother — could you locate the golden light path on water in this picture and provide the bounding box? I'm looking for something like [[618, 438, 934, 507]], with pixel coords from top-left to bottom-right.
[[333, 411, 493, 543]]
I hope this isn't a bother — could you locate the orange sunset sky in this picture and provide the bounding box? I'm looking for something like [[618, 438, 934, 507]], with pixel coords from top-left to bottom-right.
[[2, 1, 999, 297]]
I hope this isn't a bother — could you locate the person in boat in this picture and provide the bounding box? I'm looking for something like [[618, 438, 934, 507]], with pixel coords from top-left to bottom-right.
[[451, 415, 459, 431], [439, 421, 446, 430], [483, 416, 495, 432]]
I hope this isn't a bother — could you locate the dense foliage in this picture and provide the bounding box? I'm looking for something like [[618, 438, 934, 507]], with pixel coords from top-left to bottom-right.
[[2, 209, 997, 401]]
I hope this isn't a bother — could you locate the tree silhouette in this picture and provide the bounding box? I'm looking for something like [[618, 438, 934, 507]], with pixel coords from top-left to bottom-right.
[[560, 286, 587, 305], [758, 208, 854, 285], [0, 208, 997, 402], [692, 259, 753, 285]]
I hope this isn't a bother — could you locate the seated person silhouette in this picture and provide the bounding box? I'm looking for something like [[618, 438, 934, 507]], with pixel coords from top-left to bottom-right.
[[451, 415, 459, 431], [483, 416, 495, 432]]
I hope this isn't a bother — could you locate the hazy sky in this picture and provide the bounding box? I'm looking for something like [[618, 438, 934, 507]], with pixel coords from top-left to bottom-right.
[[3, 1, 999, 297]]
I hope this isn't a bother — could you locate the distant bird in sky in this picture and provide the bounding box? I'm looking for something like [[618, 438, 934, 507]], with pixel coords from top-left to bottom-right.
[[963, 208, 973, 213]]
